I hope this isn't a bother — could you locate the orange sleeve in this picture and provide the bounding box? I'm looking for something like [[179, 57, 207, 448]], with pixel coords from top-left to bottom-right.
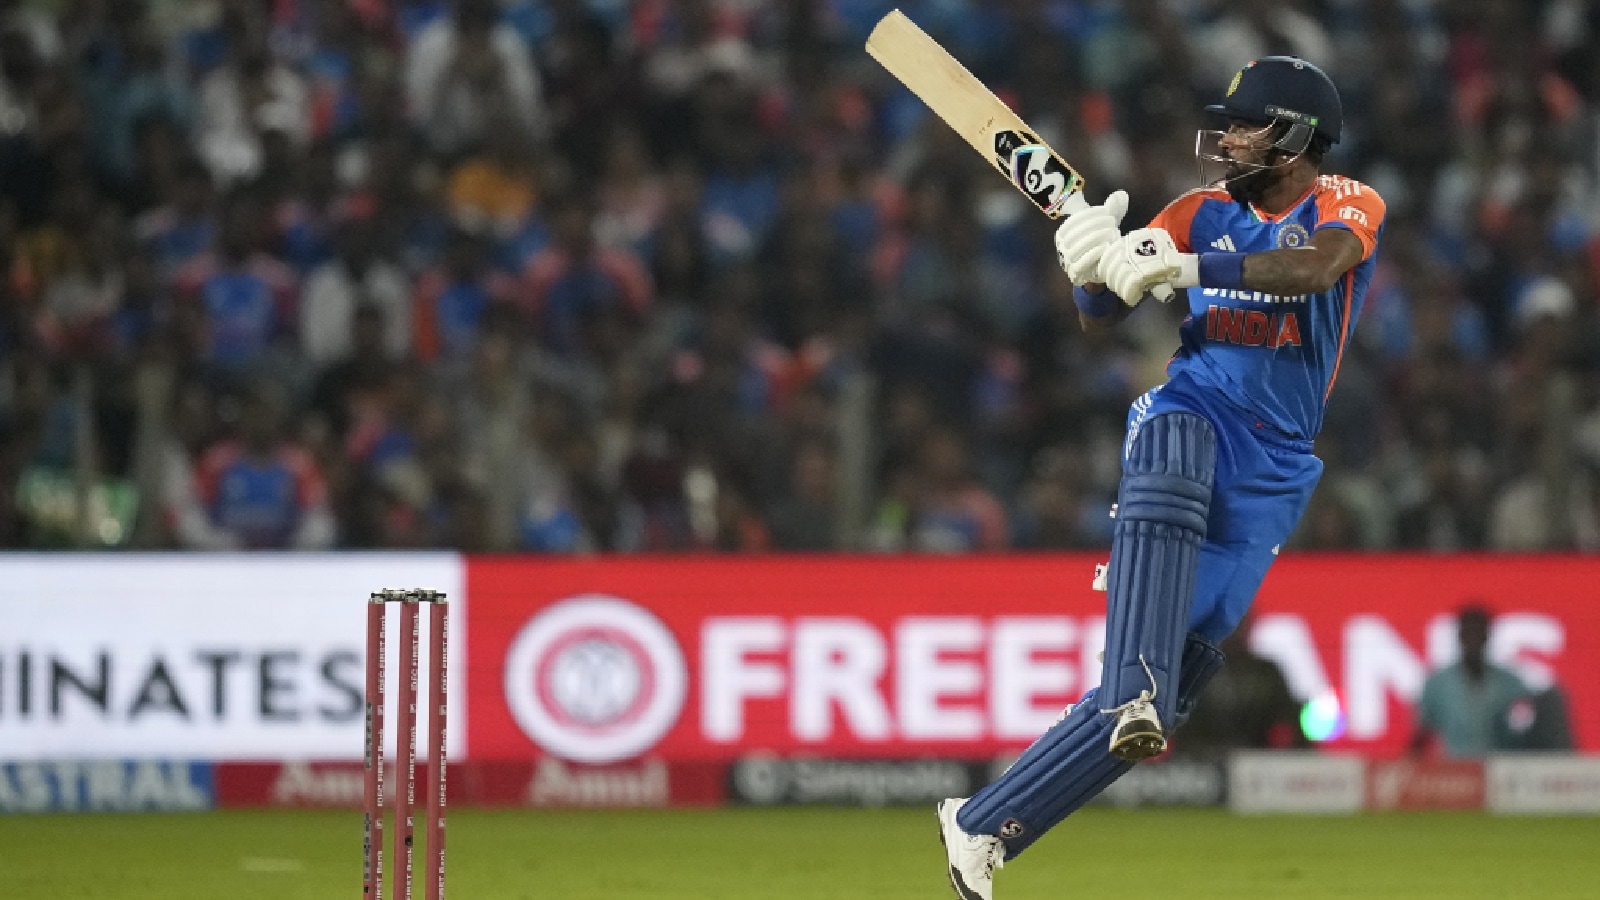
[[1313, 178, 1386, 260], [1148, 189, 1225, 253]]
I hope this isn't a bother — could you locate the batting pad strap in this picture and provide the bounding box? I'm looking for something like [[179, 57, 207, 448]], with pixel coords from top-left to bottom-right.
[[1173, 632, 1225, 728]]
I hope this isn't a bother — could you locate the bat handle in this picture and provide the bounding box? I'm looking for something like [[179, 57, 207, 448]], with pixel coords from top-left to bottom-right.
[[1062, 190, 1172, 301]]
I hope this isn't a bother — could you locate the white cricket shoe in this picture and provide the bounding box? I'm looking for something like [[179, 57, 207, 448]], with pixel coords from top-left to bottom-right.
[[1106, 654, 1167, 761], [936, 798, 1004, 900], [1108, 697, 1166, 761]]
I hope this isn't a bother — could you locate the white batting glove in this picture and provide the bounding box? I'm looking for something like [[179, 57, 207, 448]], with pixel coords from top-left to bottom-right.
[[1100, 227, 1198, 306], [1053, 190, 1129, 284]]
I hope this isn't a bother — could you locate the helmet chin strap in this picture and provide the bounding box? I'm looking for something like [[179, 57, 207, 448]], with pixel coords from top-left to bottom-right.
[[1194, 128, 1303, 192], [1216, 153, 1300, 190]]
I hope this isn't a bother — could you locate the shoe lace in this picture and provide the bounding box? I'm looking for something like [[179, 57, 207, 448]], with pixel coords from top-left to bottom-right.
[[981, 840, 1005, 878], [1099, 653, 1159, 720]]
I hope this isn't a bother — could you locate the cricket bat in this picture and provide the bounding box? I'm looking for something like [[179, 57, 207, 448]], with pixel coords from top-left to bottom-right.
[[865, 9, 1088, 219], [867, 10, 1172, 298]]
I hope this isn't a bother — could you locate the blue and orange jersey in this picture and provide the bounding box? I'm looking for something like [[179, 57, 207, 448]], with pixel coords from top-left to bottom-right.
[[1149, 174, 1386, 440]]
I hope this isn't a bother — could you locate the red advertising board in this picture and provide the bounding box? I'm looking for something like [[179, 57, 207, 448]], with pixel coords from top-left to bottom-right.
[[468, 557, 1099, 763], [1250, 555, 1598, 756], [212, 758, 726, 808], [464, 556, 1600, 763], [1365, 759, 1486, 810]]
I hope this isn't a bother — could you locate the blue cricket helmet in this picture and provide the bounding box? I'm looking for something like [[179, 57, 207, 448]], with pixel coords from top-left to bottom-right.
[[1204, 56, 1342, 146]]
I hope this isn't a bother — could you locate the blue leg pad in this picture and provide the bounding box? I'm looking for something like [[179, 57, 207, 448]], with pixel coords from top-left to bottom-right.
[[955, 633, 1225, 859], [1098, 412, 1215, 725], [957, 700, 1130, 859], [1173, 632, 1225, 729], [954, 414, 1215, 859]]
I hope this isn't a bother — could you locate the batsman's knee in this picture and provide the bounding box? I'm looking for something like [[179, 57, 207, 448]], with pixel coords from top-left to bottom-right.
[[1117, 470, 1212, 534], [1121, 412, 1216, 509]]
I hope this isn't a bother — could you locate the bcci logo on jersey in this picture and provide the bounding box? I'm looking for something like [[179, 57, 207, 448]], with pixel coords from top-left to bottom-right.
[[1276, 223, 1310, 249]]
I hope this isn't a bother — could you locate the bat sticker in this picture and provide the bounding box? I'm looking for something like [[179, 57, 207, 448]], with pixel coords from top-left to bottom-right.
[[993, 129, 1076, 215]]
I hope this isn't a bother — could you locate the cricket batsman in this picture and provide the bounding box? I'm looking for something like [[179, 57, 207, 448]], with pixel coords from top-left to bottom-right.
[[937, 57, 1386, 900]]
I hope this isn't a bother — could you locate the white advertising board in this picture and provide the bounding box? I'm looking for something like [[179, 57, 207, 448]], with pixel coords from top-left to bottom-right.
[[0, 554, 464, 760], [1486, 754, 1600, 814], [1228, 751, 1365, 814]]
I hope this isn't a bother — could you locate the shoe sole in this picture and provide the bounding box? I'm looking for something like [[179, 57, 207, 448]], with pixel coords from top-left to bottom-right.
[[1110, 721, 1166, 761], [936, 802, 985, 900]]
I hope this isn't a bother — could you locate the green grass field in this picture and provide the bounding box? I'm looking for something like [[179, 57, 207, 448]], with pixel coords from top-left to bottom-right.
[[3, 807, 1597, 899]]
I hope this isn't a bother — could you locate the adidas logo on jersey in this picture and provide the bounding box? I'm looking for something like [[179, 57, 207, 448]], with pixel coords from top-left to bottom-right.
[[1210, 235, 1237, 252]]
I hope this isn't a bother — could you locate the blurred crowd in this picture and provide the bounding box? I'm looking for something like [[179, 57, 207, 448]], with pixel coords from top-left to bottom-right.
[[3, 0, 1600, 553]]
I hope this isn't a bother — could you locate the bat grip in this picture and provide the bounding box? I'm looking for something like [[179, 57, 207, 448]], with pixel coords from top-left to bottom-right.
[[1062, 190, 1171, 300], [1059, 192, 1089, 216]]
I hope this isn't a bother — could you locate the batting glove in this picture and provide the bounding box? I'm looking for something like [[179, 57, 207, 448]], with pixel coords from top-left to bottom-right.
[[1053, 190, 1129, 284], [1100, 227, 1198, 306]]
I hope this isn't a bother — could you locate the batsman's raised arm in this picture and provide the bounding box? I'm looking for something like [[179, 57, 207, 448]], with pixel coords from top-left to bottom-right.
[[1230, 227, 1364, 295]]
